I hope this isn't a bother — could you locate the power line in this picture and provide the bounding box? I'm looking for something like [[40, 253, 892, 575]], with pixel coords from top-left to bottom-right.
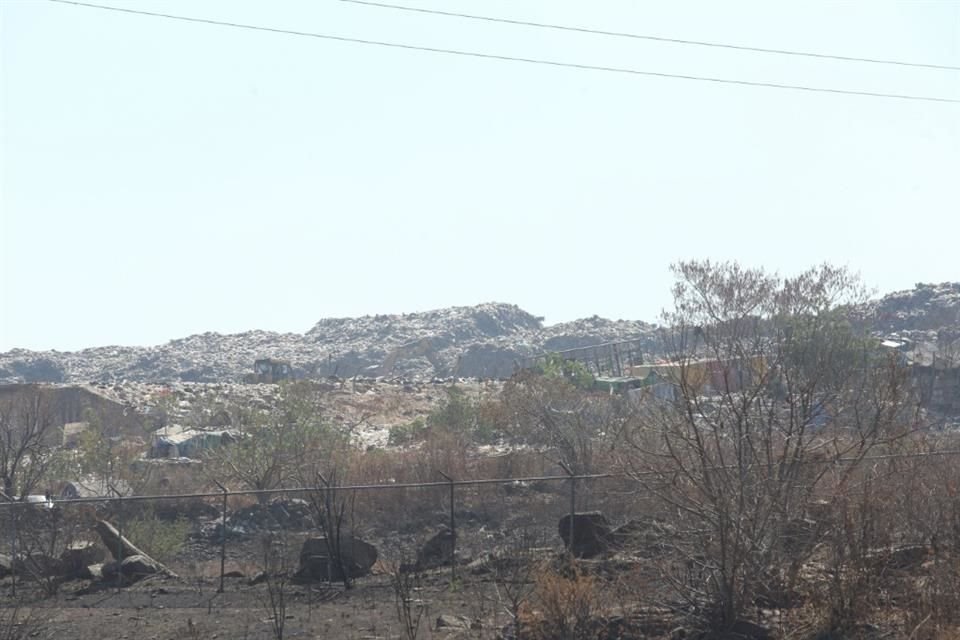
[[48, 0, 960, 105], [338, 0, 960, 73]]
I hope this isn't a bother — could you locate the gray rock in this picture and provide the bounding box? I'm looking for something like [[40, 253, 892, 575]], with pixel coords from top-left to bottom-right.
[[60, 542, 106, 577], [412, 528, 456, 571], [296, 535, 377, 582], [78, 563, 103, 580], [558, 512, 611, 558], [101, 554, 163, 585]]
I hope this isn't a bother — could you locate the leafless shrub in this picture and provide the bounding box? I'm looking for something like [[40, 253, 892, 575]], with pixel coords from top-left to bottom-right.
[[387, 552, 427, 640], [621, 261, 919, 632], [258, 533, 290, 640], [490, 540, 539, 640]]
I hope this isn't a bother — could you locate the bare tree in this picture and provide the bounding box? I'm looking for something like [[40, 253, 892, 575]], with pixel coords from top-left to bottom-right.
[[622, 261, 918, 631], [0, 388, 59, 498], [502, 371, 621, 475], [307, 468, 359, 589], [204, 382, 347, 500]]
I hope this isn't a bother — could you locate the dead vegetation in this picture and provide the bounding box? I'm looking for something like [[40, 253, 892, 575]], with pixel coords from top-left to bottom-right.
[[2, 262, 960, 638]]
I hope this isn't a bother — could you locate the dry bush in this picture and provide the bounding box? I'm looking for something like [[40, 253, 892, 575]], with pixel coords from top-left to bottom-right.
[[527, 561, 607, 640], [12, 504, 88, 597]]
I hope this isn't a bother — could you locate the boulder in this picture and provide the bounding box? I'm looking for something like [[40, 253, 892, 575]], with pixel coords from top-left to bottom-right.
[[60, 542, 106, 578], [558, 512, 611, 558], [0, 554, 11, 578], [296, 535, 377, 582], [413, 528, 456, 571], [94, 519, 175, 580], [102, 554, 164, 585], [78, 563, 103, 580]]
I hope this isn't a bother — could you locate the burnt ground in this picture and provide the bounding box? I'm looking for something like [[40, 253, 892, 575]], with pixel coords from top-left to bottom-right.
[[0, 550, 676, 640], [0, 483, 670, 640], [4, 569, 493, 640], [3, 483, 946, 639]]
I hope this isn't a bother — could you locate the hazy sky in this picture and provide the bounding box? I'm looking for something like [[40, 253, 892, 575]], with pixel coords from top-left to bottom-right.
[[2, 0, 958, 351]]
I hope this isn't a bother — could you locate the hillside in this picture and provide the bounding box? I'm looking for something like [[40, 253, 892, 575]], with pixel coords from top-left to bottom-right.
[[3, 284, 958, 385], [0, 303, 658, 384]]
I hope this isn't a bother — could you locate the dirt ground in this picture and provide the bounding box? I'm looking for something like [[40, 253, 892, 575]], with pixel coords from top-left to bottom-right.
[[0, 523, 673, 640], [4, 570, 491, 640]]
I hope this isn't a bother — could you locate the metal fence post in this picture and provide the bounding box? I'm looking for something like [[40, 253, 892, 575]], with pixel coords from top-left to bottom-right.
[[436, 471, 455, 584], [110, 484, 123, 592], [9, 505, 15, 598], [559, 462, 576, 555], [214, 480, 228, 593], [2, 492, 16, 598]]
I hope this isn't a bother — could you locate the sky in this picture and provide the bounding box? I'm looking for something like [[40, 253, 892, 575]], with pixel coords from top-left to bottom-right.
[[1, 0, 958, 352]]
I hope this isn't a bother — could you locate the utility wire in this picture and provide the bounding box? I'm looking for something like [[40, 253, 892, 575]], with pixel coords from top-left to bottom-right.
[[338, 0, 960, 72], [48, 0, 960, 105]]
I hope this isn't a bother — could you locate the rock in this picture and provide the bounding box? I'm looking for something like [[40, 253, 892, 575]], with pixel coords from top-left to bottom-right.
[[223, 570, 245, 578], [60, 542, 106, 577], [0, 554, 11, 578], [78, 564, 103, 580], [436, 614, 472, 630], [296, 535, 378, 582], [558, 512, 611, 558], [101, 554, 163, 585], [411, 528, 456, 571]]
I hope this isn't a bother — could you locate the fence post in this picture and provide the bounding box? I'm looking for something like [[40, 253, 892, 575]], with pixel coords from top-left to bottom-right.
[[109, 484, 123, 592], [9, 505, 15, 598], [559, 462, 576, 556], [214, 480, 229, 594], [436, 471, 455, 585], [2, 492, 16, 598], [316, 473, 333, 584]]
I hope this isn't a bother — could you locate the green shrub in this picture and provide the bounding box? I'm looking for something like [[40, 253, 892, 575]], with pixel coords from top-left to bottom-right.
[[388, 418, 427, 446], [124, 508, 190, 564]]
